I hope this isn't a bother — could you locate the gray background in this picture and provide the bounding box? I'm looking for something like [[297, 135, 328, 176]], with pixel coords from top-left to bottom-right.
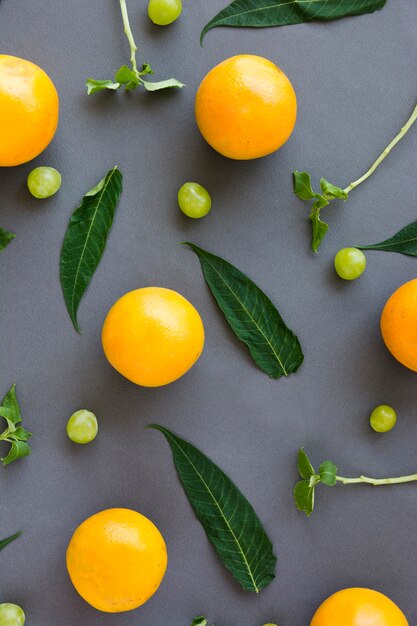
[[1, 1, 417, 624]]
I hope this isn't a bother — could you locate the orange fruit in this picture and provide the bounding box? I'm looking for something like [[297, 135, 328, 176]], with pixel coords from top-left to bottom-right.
[[102, 287, 204, 387], [195, 54, 297, 160], [0, 55, 59, 167], [381, 278, 417, 371], [311, 588, 409, 626], [66, 508, 168, 613]]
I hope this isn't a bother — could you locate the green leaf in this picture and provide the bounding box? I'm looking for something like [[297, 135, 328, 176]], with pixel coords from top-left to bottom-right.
[[358, 219, 417, 257], [0, 532, 21, 552], [294, 479, 315, 517], [60, 167, 123, 332], [191, 619, 208, 626], [298, 448, 315, 479], [201, 0, 387, 42], [142, 78, 185, 92], [293, 171, 316, 201], [319, 461, 337, 487], [319, 179, 348, 200], [150, 425, 277, 592], [2, 440, 31, 466], [309, 197, 329, 253], [0, 228, 16, 252], [86, 78, 120, 95], [185, 243, 304, 379], [0, 384, 21, 427], [140, 63, 154, 76], [114, 65, 140, 90]]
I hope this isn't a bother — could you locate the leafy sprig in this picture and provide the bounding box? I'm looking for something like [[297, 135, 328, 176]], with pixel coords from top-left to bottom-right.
[[190, 619, 210, 626], [86, 0, 184, 95], [0, 384, 32, 466], [294, 101, 417, 252], [294, 448, 417, 517]]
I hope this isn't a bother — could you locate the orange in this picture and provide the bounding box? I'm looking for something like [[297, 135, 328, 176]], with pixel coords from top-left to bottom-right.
[[311, 588, 409, 626], [0, 55, 59, 167], [381, 278, 417, 371], [102, 287, 204, 387], [195, 54, 297, 160], [66, 508, 167, 613]]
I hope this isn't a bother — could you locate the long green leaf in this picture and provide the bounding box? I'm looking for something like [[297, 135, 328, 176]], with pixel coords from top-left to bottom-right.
[[201, 0, 387, 41], [185, 243, 303, 378], [60, 167, 123, 331], [358, 220, 417, 256], [0, 532, 21, 552], [0, 228, 16, 252], [151, 425, 277, 592]]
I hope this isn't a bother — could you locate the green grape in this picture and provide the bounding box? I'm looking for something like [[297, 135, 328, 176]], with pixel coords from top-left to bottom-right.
[[0, 604, 25, 626], [178, 182, 211, 219], [148, 0, 182, 25], [27, 166, 61, 199], [334, 247, 366, 280], [67, 409, 98, 444], [370, 405, 397, 433]]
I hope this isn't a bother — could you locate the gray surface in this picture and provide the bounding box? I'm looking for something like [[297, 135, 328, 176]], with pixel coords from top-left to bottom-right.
[[1, 1, 417, 624]]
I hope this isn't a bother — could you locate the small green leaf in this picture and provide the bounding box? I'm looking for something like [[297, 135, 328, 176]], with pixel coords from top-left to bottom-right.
[[298, 448, 315, 479], [10, 426, 32, 442], [293, 171, 316, 201], [0, 532, 21, 552], [319, 461, 337, 486], [201, 0, 387, 42], [114, 65, 140, 90], [190, 619, 208, 626], [309, 197, 330, 253], [185, 243, 303, 379], [139, 63, 154, 76], [358, 219, 417, 257], [142, 78, 185, 92], [320, 179, 348, 200], [294, 479, 315, 517], [86, 78, 120, 95], [0, 228, 16, 252], [2, 440, 31, 466], [60, 167, 123, 331], [150, 425, 277, 592], [0, 384, 21, 426]]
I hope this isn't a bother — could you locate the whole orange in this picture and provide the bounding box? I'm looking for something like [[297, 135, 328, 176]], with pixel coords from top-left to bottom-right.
[[66, 508, 167, 613], [102, 287, 204, 387], [381, 278, 417, 371], [311, 588, 409, 626], [195, 54, 297, 160], [0, 55, 59, 167]]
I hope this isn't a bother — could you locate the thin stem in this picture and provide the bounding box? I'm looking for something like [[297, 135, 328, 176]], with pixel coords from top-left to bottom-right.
[[343, 102, 417, 194], [336, 474, 417, 486], [119, 0, 138, 74]]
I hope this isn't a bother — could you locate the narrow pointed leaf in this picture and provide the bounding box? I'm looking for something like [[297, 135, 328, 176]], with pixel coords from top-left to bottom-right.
[[358, 220, 417, 257], [0, 228, 16, 252], [151, 425, 277, 592], [0, 384, 21, 426], [298, 448, 315, 479], [185, 243, 303, 378], [309, 198, 329, 252], [60, 167, 123, 331], [142, 78, 185, 92], [201, 0, 387, 42], [86, 78, 120, 94], [0, 532, 21, 552]]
